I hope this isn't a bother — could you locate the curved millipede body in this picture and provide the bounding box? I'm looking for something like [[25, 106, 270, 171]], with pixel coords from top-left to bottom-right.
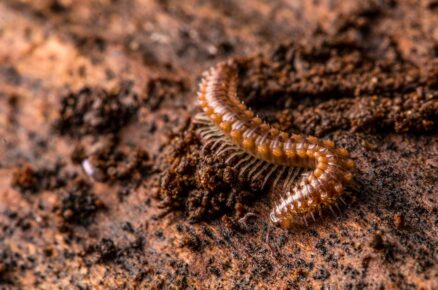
[[194, 60, 356, 228]]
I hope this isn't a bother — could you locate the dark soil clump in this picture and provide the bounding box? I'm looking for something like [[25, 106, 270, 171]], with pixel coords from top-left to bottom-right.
[[238, 40, 438, 136], [159, 129, 257, 222], [11, 162, 68, 194], [59, 180, 105, 226], [54, 83, 139, 137], [0, 246, 19, 285], [143, 77, 189, 111]]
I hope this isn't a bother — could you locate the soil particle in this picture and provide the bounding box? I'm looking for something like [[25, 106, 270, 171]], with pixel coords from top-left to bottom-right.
[[179, 226, 206, 252], [85, 235, 147, 272], [11, 162, 68, 194], [59, 180, 105, 226], [393, 213, 404, 229], [369, 232, 397, 263], [69, 132, 153, 188], [54, 83, 139, 138], [84, 145, 151, 185], [11, 165, 38, 193], [94, 238, 118, 263], [313, 267, 330, 281], [143, 77, 189, 111], [370, 233, 386, 250], [0, 246, 19, 285]]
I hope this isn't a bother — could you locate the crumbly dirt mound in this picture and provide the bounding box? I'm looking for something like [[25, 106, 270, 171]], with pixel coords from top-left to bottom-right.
[[54, 84, 139, 137], [11, 162, 67, 194], [159, 128, 258, 222], [238, 40, 438, 136], [58, 179, 105, 226]]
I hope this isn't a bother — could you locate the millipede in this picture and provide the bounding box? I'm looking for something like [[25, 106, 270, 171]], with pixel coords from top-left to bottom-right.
[[194, 60, 356, 228]]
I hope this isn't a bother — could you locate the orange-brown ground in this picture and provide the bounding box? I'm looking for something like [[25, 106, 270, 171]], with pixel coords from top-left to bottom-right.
[[0, 0, 437, 288]]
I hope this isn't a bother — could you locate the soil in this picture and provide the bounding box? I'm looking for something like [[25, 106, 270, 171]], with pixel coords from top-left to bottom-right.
[[0, 0, 437, 289]]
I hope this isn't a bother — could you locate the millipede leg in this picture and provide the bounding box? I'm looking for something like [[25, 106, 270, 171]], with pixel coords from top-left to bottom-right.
[[239, 158, 259, 177], [310, 212, 316, 222], [201, 139, 216, 154], [333, 202, 342, 214], [328, 205, 337, 217], [200, 131, 222, 139], [199, 133, 222, 144], [283, 168, 294, 190], [252, 163, 271, 184], [201, 139, 217, 154], [285, 168, 302, 190], [198, 126, 220, 135], [265, 222, 278, 261], [210, 138, 225, 151], [303, 216, 308, 226], [225, 151, 246, 164], [238, 212, 259, 226], [214, 142, 228, 155], [196, 127, 212, 135], [216, 146, 237, 158], [349, 178, 361, 192], [339, 196, 347, 206], [234, 155, 252, 170], [193, 113, 210, 124], [272, 166, 287, 189], [247, 160, 265, 180], [262, 165, 278, 188]]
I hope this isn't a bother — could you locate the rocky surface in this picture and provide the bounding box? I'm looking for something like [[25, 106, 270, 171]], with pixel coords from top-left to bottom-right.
[[0, 0, 437, 288]]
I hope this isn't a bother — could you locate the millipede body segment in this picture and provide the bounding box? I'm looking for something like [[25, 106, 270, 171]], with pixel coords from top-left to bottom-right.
[[195, 61, 355, 228]]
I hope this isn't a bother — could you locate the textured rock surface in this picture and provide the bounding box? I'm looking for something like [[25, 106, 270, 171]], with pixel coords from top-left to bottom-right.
[[0, 0, 437, 288]]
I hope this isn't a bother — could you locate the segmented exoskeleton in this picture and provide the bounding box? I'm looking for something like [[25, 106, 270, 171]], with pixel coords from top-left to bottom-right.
[[195, 60, 355, 228]]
